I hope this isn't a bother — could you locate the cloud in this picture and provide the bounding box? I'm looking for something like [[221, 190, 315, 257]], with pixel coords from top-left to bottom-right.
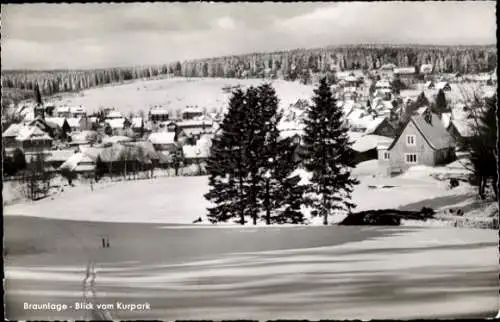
[[212, 16, 238, 30], [1, 2, 496, 69]]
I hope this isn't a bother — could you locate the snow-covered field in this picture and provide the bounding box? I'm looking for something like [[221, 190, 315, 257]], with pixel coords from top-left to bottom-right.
[[4, 215, 498, 320], [3, 166, 477, 224], [4, 156, 487, 226], [4, 160, 497, 319], [52, 77, 315, 115]]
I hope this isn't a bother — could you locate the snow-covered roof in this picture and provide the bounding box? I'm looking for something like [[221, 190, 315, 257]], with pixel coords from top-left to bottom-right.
[[352, 134, 394, 153], [70, 106, 86, 114], [420, 64, 433, 74], [148, 131, 176, 145], [102, 135, 133, 144], [182, 106, 204, 114], [364, 116, 389, 135], [440, 112, 452, 129], [107, 111, 123, 119], [182, 145, 209, 159], [16, 126, 52, 141], [379, 63, 396, 71], [44, 117, 67, 128], [277, 121, 304, 132], [46, 149, 77, 162], [2, 123, 24, 137], [59, 152, 95, 172], [279, 129, 305, 141], [65, 117, 81, 128], [131, 117, 143, 128], [375, 80, 391, 89], [176, 119, 213, 128], [106, 118, 126, 129], [150, 108, 169, 115], [55, 106, 70, 113], [449, 119, 475, 138], [69, 131, 96, 145], [341, 100, 357, 116], [393, 67, 416, 75]]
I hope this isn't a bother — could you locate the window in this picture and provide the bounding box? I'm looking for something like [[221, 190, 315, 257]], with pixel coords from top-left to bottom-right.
[[406, 135, 416, 146], [383, 152, 390, 160], [405, 153, 417, 164]]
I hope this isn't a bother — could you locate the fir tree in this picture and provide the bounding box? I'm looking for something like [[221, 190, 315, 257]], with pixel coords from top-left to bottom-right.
[[205, 89, 250, 224], [264, 136, 306, 224], [461, 95, 498, 200], [301, 78, 359, 225], [434, 89, 448, 114]]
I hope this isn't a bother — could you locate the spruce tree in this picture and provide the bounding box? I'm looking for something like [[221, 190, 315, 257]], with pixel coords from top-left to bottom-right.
[[205, 89, 250, 224], [265, 136, 306, 224], [434, 89, 447, 114], [301, 78, 359, 225]]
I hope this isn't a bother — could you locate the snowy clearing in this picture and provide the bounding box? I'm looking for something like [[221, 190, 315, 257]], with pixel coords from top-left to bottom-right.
[[4, 217, 498, 320], [53, 77, 315, 115], [4, 167, 480, 225]]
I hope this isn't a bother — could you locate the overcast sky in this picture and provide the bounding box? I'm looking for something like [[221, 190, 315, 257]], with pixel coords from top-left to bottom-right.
[[1, 1, 496, 70]]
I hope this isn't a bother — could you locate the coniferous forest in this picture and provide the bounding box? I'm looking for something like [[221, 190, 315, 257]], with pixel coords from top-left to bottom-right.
[[2, 44, 496, 100]]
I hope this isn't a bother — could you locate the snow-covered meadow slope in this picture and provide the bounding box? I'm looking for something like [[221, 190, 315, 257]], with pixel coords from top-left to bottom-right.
[[53, 77, 315, 115], [4, 217, 498, 320], [3, 160, 490, 226]]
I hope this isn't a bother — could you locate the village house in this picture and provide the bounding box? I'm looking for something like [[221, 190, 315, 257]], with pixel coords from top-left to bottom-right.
[[351, 134, 394, 164], [44, 117, 71, 139], [149, 108, 169, 122], [45, 149, 77, 169], [105, 118, 130, 135], [15, 125, 54, 156], [131, 117, 145, 135], [70, 106, 87, 118], [148, 131, 178, 154], [176, 119, 213, 140], [364, 116, 397, 138], [70, 130, 100, 147], [446, 119, 475, 145], [67, 117, 83, 132], [2, 123, 24, 154], [102, 135, 133, 145], [375, 80, 392, 90], [420, 64, 433, 75], [182, 144, 210, 167], [378, 110, 456, 176], [59, 152, 96, 177], [54, 106, 71, 118], [182, 106, 204, 120], [393, 67, 416, 77]]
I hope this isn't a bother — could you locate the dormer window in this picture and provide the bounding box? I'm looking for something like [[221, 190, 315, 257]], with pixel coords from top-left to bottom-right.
[[424, 111, 432, 125]]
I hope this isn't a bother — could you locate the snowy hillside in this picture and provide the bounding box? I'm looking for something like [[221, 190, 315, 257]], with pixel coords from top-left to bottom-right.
[[49, 77, 315, 116]]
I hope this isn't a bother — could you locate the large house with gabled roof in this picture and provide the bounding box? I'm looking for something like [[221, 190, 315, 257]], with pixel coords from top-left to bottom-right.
[[378, 110, 456, 176]]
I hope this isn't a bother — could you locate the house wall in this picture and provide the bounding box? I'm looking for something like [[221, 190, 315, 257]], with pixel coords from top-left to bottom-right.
[[377, 147, 391, 176], [3, 137, 18, 148], [19, 140, 53, 153], [388, 121, 436, 174]]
